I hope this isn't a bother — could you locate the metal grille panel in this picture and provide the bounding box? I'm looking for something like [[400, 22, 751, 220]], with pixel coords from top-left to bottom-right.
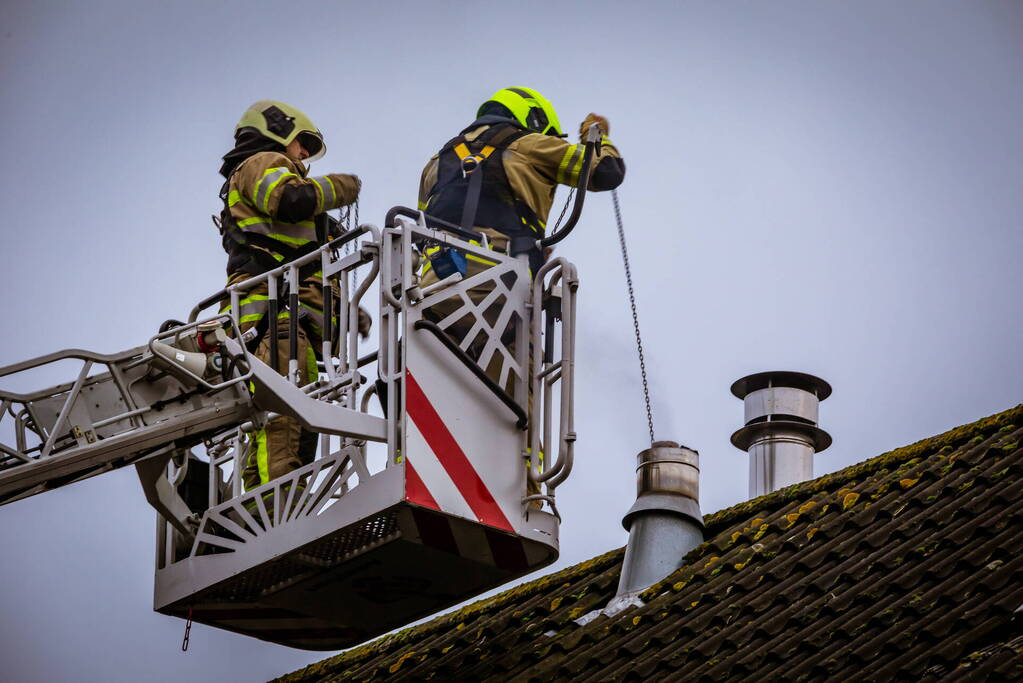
[[197, 509, 400, 602]]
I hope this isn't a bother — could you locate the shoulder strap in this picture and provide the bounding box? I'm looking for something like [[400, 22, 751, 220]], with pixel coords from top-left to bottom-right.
[[446, 124, 526, 232], [459, 160, 485, 233], [477, 123, 526, 149]]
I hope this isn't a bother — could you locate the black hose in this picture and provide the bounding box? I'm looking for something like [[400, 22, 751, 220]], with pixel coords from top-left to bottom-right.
[[268, 290, 280, 372], [538, 138, 596, 249], [385, 206, 419, 228], [289, 287, 299, 374], [322, 282, 333, 355]]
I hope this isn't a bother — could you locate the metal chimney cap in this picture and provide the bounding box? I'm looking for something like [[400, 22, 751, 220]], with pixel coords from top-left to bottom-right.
[[730, 419, 833, 452], [730, 371, 832, 401], [622, 442, 703, 531]]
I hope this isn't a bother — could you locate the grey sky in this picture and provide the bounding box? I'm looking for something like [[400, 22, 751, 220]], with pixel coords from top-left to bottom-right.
[[1, 1, 1021, 681]]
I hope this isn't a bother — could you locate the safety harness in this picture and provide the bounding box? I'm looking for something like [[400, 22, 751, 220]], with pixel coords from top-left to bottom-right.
[[423, 121, 546, 272]]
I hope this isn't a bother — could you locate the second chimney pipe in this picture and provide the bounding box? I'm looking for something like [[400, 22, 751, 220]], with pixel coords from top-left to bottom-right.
[[731, 371, 832, 499]]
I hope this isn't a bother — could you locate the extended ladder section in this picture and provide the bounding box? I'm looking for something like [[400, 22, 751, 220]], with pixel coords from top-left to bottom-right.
[[0, 210, 578, 650], [0, 319, 256, 506]]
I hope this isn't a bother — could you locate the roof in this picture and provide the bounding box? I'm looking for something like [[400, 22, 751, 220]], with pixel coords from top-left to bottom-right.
[[277, 404, 1023, 681]]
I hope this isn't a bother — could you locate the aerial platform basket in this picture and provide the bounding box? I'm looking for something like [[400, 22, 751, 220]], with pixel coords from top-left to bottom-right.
[[154, 453, 559, 649], [148, 209, 578, 649], [0, 209, 577, 649]]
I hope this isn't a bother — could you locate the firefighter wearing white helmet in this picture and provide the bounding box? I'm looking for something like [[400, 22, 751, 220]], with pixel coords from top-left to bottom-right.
[[217, 100, 366, 495]]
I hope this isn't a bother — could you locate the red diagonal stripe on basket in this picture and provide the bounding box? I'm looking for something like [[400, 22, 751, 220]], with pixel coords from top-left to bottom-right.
[[405, 460, 439, 510], [405, 370, 514, 532]]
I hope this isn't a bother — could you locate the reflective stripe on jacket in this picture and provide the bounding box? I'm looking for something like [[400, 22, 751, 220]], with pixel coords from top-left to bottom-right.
[[222, 151, 356, 339]]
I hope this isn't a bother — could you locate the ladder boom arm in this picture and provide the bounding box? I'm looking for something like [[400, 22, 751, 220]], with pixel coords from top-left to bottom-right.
[[234, 338, 387, 442], [0, 321, 385, 507]]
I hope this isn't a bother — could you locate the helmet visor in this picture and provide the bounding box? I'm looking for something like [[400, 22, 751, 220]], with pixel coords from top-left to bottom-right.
[[297, 131, 326, 162]]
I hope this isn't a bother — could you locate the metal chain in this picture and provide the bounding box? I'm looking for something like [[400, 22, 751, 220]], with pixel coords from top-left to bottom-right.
[[349, 198, 360, 293], [181, 607, 193, 651], [552, 187, 575, 234], [339, 205, 352, 272], [612, 189, 655, 445], [338, 198, 361, 292]]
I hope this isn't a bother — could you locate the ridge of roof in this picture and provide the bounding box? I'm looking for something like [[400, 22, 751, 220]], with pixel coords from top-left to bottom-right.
[[276, 403, 1023, 682]]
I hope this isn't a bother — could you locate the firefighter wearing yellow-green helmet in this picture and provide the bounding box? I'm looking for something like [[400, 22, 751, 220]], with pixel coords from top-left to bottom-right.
[[478, 87, 565, 137], [420, 85, 626, 256], [419, 85, 627, 504], [235, 100, 327, 162]]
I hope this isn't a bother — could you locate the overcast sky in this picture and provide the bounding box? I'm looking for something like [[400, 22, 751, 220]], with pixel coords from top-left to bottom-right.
[[1, 1, 1021, 681]]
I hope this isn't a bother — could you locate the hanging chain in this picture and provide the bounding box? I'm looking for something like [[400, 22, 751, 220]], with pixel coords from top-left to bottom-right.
[[338, 198, 361, 293], [612, 189, 655, 445], [552, 187, 576, 234], [348, 198, 360, 293], [181, 607, 193, 651]]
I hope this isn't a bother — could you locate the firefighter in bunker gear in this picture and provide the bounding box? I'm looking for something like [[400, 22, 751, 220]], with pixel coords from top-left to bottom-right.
[[417, 87, 626, 370], [418, 87, 625, 267], [418, 88, 625, 498], [217, 100, 369, 494]]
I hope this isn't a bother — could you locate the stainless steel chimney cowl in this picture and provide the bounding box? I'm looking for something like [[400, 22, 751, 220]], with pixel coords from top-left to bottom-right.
[[614, 441, 705, 600], [730, 371, 832, 499]]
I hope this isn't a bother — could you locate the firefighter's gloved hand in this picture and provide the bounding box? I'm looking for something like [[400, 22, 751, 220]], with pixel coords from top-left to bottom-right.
[[578, 113, 609, 140], [358, 306, 372, 339], [329, 173, 361, 204]]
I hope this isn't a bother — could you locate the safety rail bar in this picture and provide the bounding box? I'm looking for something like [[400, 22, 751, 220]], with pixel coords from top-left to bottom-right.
[[191, 224, 378, 385], [385, 206, 484, 243], [527, 257, 578, 503], [188, 226, 372, 322], [182, 226, 384, 520]]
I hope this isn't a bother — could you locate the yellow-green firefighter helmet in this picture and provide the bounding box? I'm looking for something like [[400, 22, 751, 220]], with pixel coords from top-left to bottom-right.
[[235, 100, 326, 161], [479, 87, 563, 137]]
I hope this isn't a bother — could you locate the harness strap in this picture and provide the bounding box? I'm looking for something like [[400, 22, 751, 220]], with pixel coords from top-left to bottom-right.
[[448, 124, 526, 235], [460, 161, 485, 233]]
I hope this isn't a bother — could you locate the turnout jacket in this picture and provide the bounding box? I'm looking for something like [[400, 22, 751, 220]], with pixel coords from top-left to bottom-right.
[[226, 151, 359, 270], [418, 115, 625, 242], [222, 151, 359, 340]]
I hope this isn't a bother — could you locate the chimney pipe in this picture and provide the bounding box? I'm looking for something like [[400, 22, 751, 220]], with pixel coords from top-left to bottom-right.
[[730, 371, 832, 498], [615, 441, 704, 599]]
